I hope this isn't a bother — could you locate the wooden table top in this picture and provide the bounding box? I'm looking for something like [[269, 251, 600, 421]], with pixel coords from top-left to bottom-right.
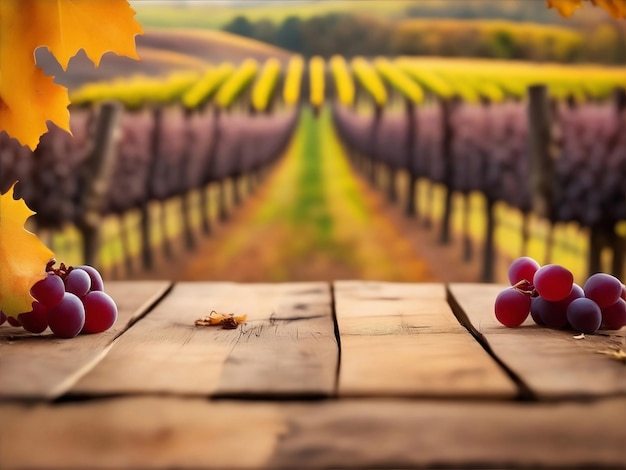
[[1, 281, 624, 469]]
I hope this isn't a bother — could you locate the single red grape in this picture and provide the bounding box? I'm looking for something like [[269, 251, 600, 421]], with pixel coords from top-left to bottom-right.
[[494, 288, 531, 327], [82, 291, 118, 334], [566, 298, 602, 334], [583, 273, 622, 308], [508, 256, 541, 285], [77, 265, 104, 292], [533, 264, 573, 301], [65, 269, 91, 298], [31, 272, 64, 307], [48, 293, 85, 338]]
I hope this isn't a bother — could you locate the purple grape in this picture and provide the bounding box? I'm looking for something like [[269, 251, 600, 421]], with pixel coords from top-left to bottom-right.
[[534, 264, 573, 301], [77, 265, 104, 291], [18, 302, 49, 334], [530, 284, 584, 329], [494, 288, 531, 327], [65, 269, 91, 298], [583, 273, 622, 308], [7, 316, 21, 327], [82, 291, 118, 334], [508, 256, 540, 285], [0, 310, 6, 326], [529, 297, 546, 326], [601, 298, 626, 330], [48, 293, 85, 338], [566, 298, 602, 334], [31, 272, 64, 307]]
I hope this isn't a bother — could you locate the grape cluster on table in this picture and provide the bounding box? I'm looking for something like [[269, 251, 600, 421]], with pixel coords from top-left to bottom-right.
[[495, 257, 626, 334], [0, 261, 118, 338]]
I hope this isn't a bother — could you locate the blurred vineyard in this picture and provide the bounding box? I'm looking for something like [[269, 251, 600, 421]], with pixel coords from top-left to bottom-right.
[[1, 51, 626, 283]]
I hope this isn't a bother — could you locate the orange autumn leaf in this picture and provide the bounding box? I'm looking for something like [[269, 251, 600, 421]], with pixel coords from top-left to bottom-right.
[[547, 0, 626, 17], [0, 184, 54, 318], [0, 0, 143, 150], [546, 0, 585, 17]]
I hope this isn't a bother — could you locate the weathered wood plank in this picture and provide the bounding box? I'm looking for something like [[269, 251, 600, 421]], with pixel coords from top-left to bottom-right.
[[0, 281, 171, 400], [448, 283, 626, 399], [0, 397, 285, 470], [271, 398, 626, 469], [334, 281, 517, 398], [1, 397, 624, 469], [72, 282, 337, 397]]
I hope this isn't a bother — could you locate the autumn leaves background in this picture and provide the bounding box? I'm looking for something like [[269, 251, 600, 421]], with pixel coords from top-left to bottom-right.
[[0, 0, 142, 317]]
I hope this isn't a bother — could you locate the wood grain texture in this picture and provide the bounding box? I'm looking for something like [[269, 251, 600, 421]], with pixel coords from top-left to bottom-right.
[[334, 281, 517, 398], [448, 283, 626, 399], [0, 397, 286, 470], [0, 281, 170, 400], [72, 282, 337, 397], [1, 397, 624, 469], [270, 398, 626, 469]]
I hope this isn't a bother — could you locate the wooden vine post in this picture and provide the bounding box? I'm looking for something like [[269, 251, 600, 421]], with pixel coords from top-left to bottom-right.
[[528, 85, 555, 225], [76, 101, 121, 268], [404, 99, 418, 217], [179, 107, 196, 251], [139, 106, 162, 270], [590, 86, 626, 278], [202, 106, 224, 226], [439, 97, 456, 245], [527, 84, 558, 269], [369, 104, 383, 188]]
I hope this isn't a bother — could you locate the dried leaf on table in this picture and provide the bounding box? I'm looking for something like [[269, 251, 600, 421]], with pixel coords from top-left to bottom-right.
[[195, 311, 248, 329]]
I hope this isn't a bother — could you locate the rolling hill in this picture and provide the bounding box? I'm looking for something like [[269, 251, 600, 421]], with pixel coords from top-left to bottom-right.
[[37, 28, 291, 90]]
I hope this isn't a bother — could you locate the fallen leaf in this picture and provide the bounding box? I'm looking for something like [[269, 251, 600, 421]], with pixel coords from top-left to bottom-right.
[[0, 183, 54, 317], [0, 0, 143, 149], [195, 311, 248, 329]]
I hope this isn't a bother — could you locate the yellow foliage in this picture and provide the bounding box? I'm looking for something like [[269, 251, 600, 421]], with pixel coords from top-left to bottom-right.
[[351, 57, 387, 107], [546, 0, 584, 17], [215, 59, 258, 109], [0, 184, 54, 318], [374, 58, 424, 104], [0, 0, 143, 150], [329, 55, 355, 107], [252, 58, 281, 112], [547, 0, 626, 17], [309, 56, 326, 108], [283, 55, 304, 106]]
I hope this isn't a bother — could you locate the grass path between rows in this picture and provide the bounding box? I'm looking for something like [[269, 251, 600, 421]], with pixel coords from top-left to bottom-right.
[[175, 107, 437, 282]]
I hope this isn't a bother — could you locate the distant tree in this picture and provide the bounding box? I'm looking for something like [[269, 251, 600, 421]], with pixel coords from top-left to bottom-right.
[[224, 15, 254, 38], [277, 16, 304, 52], [253, 19, 278, 45]]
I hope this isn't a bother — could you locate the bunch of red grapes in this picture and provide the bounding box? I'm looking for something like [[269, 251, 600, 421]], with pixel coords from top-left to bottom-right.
[[0, 261, 117, 338], [495, 257, 626, 334]]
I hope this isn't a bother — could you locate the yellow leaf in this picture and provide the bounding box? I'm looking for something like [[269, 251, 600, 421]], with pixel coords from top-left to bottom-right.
[[0, 183, 54, 318], [0, 0, 143, 150], [546, 0, 584, 17]]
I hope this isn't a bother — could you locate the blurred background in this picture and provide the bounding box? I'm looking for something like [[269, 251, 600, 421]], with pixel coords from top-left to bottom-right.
[[1, 0, 625, 284]]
